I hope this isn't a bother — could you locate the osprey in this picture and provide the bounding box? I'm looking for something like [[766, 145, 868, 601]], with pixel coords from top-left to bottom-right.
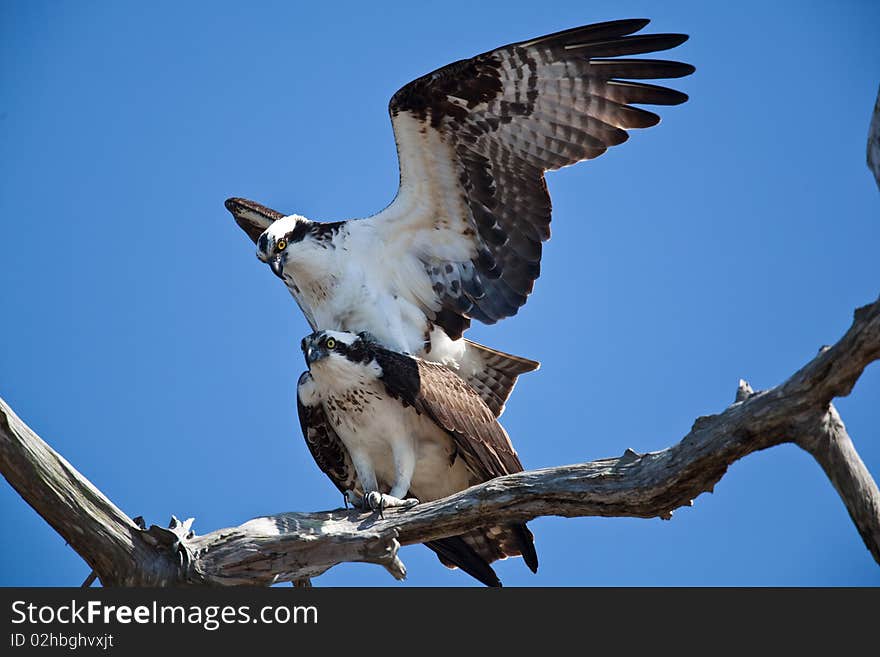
[[226, 18, 694, 414], [296, 330, 538, 586]]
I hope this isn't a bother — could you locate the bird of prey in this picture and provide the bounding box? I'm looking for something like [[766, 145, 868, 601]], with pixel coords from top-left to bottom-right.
[[296, 329, 538, 586], [226, 18, 694, 416]]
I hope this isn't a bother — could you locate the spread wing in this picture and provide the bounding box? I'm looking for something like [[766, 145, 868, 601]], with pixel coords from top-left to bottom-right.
[[296, 372, 359, 496], [225, 197, 284, 244], [374, 346, 523, 480], [367, 18, 694, 338]]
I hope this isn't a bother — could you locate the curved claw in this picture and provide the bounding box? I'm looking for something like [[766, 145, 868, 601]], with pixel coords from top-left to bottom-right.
[[365, 491, 384, 514], [364, 492, 419, 517]]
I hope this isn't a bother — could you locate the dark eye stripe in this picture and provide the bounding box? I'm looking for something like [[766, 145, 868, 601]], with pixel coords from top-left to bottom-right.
[[287, 222, 310, 244]]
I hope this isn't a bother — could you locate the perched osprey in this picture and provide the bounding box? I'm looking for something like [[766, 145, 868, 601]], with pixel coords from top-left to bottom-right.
[[226, 18, 694, 415], [296, 330, 537, 586]]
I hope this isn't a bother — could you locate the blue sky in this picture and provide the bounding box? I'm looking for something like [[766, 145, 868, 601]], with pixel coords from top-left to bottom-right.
[[1, 1, 878, 587]]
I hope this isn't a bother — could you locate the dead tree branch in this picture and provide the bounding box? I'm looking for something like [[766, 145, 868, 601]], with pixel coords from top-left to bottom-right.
[[2, 295, 878, 585], [0, 398, 408, 585]]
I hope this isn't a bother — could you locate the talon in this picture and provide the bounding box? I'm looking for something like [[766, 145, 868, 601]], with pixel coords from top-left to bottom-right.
[[362, 492, 419, 514], [365, 491, 383, 513]]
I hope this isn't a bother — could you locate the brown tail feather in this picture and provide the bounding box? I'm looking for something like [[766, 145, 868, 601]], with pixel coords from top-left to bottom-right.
[[458, 339, 540, 417], [429, 523, 539, 586], [426, 537, 502, 587], [511, 523, 539, 573]]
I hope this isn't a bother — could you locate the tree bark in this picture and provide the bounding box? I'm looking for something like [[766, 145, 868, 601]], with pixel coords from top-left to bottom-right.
[[2, 295, 878, 585], [0, 401, 180, 585]]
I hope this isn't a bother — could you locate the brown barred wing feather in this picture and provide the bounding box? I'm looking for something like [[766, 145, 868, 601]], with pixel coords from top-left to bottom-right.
[[296, 372, 359, 497], [224, 197, 284, 244], [372, 350, 539, 577], [413, 359, 524, 480], [372, 18, 693, 338]]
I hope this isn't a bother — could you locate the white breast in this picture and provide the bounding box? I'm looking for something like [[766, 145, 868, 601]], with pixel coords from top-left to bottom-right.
[[312, 360, 473, 500], [323, 386, 408, 490], [286, 221, 442, 355]]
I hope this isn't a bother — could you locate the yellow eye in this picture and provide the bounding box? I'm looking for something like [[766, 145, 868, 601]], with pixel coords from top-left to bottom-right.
[[276, 239, 287, 252], [325, 338, 336, 349]]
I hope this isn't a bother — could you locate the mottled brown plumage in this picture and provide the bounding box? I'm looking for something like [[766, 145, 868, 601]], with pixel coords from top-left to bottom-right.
[[411, 359, 525, 480], [296, 372, 358, 497], [226, 197, 284, 243], [296, 331, 538, 585], [459, 339, 538, 417], [382, 18, 693, 335]]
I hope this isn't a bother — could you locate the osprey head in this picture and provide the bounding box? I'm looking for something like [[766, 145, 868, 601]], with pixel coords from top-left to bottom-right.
[[300, 330, 378, 367], [256, 215, 312, 279]]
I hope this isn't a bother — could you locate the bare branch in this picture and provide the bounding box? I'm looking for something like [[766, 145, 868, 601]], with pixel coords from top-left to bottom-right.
[[0, 398, 406, 585], [0, 399, 173, 585], [795, 406, 880, 563], [2, 296, 877, 585]]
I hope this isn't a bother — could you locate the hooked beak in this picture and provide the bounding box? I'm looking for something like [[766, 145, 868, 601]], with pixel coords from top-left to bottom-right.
[[304, 344, 327, 365], [270, 255, 284, 279]]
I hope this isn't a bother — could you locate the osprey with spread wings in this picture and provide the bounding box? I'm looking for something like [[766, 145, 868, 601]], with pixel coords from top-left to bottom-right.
[[226, 18, 694, 416]]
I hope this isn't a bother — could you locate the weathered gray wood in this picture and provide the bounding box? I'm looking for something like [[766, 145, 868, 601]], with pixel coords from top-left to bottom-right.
[[0, 398, 405, 585], [869, 85, 880, 189], [2, 295, 878, 585], [0, 400, 176, 585], [795, 405, 880, 563]]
